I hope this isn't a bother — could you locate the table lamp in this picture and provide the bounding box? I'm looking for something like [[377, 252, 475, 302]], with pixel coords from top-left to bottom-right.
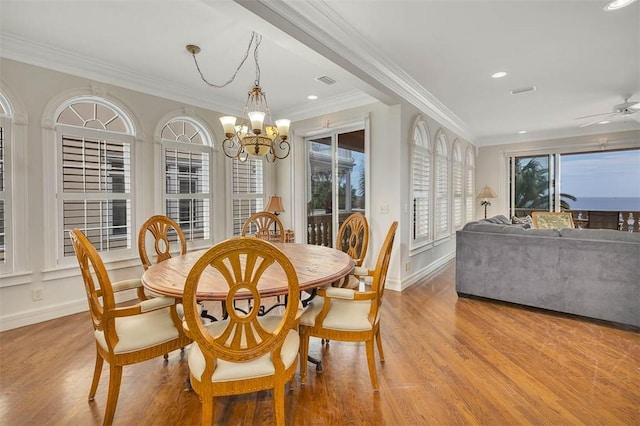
[[265, 195, 285, 233], [477, 185, 497, 219]]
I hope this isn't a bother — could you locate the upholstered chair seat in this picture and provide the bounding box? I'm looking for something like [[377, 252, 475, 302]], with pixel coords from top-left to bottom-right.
[[300, 289, 373, 331], [187, 317, 300, 383], [94, 296, 181, 354]]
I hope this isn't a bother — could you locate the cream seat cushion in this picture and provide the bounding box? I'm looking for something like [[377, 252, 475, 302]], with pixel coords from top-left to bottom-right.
[[300, 291, 372, 331], [94, 307, 180, 354], [187, 315, 300, 382]]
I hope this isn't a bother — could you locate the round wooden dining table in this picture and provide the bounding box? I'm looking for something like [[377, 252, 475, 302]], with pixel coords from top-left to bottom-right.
[[141, 242, 355, 301]]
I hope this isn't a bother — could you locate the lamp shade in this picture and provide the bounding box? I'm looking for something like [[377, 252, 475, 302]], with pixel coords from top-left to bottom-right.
[[265, 195, 285, 214], [476, 185, 497, 199]]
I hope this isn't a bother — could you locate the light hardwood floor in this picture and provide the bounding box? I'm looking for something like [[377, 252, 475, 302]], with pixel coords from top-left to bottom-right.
[[1, 263, 638, 425]]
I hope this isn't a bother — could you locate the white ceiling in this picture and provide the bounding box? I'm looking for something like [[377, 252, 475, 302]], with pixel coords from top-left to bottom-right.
[[1, 0, 639, 146]]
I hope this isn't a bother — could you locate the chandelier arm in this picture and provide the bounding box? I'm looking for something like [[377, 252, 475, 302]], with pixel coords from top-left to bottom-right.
[[189, 32, 257, 88], [221, 137, 242, 159], [271, 139, 291, 160]]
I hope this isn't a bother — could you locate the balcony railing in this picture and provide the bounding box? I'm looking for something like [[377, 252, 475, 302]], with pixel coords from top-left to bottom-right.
[[306, 212, 354, 246]]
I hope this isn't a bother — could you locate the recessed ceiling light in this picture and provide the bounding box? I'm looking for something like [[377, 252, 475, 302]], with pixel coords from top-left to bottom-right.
[[603, 0, 637, 11], [307, 95, 318, 100], [491, 71, 507, 79], [598, 120, 611, 124], [518, 130, 527, 134]]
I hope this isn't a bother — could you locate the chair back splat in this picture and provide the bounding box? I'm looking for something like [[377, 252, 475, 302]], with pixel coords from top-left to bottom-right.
[[69, 228, 190, 426], [334, 212, 370, 289], [138, 214, 187, 270], [182, 237, 301, 426], [337, 212, 369, 267], [241, 211, 285, 242]]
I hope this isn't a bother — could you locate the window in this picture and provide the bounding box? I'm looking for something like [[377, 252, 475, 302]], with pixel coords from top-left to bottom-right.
[[56, 99, 134, 258], [434, 132, 449, 239], [452, 142, 463, 229], [231, 158, 264, 236], [410, 119, 431, 249], [0, 97, 9, 269], [464, 147, 475, 223], [560, 149, 640, 212], [509, 154, 553, 217], [161, 118, 211, 242]]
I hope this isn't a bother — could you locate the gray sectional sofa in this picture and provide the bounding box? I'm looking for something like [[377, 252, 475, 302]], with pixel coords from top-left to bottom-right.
[[455, 215, 640, 328]]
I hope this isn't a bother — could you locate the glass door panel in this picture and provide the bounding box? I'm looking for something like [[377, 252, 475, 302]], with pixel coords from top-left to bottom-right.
[[306, 129, 366, 246]]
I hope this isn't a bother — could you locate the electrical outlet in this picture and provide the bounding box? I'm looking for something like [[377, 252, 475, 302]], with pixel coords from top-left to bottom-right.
[[32, 287, 44, 301], [405, 261, 411, 272]]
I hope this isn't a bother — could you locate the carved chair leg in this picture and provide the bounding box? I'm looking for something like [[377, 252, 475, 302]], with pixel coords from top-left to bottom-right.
[[365, 339, 379, 391], [88, 351, 103, 400], [103, 364, 123, 426], [201, 395, 215, 426], [299, 328, 309, 385], [375, 327, 385, 362]]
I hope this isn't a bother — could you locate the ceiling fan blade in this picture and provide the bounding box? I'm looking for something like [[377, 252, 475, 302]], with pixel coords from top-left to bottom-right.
[[578, 113, 618, 128], [575, 111, 614, 120]]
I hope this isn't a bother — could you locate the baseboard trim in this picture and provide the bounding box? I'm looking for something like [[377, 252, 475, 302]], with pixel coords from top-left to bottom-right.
[[386, 252, 456, 292]]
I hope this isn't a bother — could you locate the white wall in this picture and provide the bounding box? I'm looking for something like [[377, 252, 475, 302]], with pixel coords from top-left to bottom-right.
[[0, 57, 477, 330], [476, 130, 640, 219], [0, 59, 238, 331]]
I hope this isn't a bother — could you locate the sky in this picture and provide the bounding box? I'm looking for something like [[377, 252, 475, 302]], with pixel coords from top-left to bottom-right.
[[561, 149, 640, 199]]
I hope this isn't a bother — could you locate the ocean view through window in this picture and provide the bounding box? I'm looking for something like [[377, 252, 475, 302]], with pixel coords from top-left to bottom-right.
[[561, 149, 640, 212]]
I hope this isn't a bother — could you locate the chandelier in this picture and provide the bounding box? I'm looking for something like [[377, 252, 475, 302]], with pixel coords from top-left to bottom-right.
[[186, 32, 291, 162]]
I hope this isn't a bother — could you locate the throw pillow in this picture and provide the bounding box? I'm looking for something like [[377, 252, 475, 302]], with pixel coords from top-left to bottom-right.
[[512, 215, 533, 229]]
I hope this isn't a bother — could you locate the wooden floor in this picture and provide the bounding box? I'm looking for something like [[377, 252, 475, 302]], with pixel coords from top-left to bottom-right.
[[1, 262, 638, 425]]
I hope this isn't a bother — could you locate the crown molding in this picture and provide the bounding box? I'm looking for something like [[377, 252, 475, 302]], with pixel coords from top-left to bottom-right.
[[235, 0, 475, 142], [0, 32, 241, 114], [279, 90, 377, 122]]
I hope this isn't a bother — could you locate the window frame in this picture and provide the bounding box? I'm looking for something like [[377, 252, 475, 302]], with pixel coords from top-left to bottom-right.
[[410, 117, 432, 250], [230, 157, 265, 237], [464, 146, 475, 223], [159, 117, 214, 248], [44, 95, 138, 268], [452, 141, 463, 230], [434, 131, 450, 241]]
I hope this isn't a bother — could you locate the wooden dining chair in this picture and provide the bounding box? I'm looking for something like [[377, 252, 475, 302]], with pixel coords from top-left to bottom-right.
[[69, 228, 191, 426], [333, 212, 369, 289], [138, 214, 214, 320], [241, 211, 285, 242], [138, 214, 187, 271], [299, 221, 398, 390], [181, 237, 301, 426]]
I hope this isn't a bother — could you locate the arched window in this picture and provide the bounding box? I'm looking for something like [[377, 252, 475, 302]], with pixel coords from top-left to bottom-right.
[[410, 118, 431, 249], [160, 118, 212, 242], [0, 93, 11, 271], [231, 158, 264, 236], [56, 98, 135, 258], [452, 141, 463, 230], [465, 147, 475, 223], [434, 131, 449, 240]]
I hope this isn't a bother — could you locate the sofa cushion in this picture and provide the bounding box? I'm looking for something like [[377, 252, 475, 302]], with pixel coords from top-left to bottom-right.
[[560, 228, 640, 243]]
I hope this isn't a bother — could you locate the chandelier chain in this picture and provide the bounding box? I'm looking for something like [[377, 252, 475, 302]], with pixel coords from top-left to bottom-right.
[[190, 31, 261, 88]]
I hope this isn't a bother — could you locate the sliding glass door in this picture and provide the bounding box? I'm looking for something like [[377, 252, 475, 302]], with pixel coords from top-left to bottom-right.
[[306, 129, 366, 246], [509, 154, 554, 217]]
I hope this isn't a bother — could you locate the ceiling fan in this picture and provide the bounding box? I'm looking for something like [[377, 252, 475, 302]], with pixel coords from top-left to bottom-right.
[[575, 98, 640, 128]]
